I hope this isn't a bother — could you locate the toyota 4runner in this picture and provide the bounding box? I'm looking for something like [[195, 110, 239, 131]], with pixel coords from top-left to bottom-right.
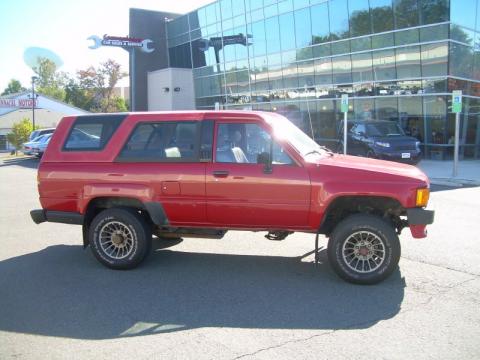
[[30, 111, 434, 284]]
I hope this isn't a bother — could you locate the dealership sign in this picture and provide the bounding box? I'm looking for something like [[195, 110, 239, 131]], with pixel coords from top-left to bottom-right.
[[88, 35, 154, 53], [0, 98, 38, 108]]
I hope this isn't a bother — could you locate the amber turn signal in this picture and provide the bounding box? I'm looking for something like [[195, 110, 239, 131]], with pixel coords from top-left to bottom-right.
[[416, 188, 430, 207]]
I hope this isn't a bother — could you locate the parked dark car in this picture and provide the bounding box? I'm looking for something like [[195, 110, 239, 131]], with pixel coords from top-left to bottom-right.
[[339, 120, 421, 164]]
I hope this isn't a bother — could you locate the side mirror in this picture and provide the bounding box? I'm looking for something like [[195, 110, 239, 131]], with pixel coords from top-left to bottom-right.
[[258, 151, 272, 173]]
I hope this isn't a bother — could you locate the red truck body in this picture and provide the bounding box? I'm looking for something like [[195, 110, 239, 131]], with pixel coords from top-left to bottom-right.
[[31, 111, 434, 283]]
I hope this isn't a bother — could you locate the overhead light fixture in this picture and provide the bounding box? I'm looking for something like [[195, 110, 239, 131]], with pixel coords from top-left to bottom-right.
[[163, 87, 169, 92], [174, 87, 181, 92]]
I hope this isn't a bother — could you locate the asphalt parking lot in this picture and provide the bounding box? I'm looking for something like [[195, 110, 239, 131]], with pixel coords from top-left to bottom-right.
[[1, 156, 479, 359]]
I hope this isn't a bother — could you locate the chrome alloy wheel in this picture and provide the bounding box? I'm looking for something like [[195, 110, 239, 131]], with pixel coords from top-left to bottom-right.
[[99, 221, 135, 259], [342, 231, 386, 273]]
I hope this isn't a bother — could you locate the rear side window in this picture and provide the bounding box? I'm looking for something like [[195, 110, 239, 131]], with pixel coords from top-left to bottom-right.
[[117, 121, 199, 162], [63, 115, 125, 151]]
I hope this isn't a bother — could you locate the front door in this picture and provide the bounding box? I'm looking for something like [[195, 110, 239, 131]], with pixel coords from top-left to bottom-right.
[[206, 121, 311, 228]]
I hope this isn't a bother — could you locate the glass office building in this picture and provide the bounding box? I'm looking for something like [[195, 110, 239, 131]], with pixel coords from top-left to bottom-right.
[[165, 0, 480, 159]]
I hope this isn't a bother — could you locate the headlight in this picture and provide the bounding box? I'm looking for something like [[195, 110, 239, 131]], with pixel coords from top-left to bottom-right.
[[375, 141, 390, 148], [416, 188, 430, 207], [416, 141, 421, 149]]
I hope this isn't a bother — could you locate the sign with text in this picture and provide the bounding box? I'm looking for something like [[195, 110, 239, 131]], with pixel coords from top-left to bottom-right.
[[452, 90, 462, 113], [0, 98, 38, 108], [341, 94, 349, 113]]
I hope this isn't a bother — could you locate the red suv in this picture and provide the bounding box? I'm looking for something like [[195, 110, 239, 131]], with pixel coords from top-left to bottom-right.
[[30, 111, 434, 284]]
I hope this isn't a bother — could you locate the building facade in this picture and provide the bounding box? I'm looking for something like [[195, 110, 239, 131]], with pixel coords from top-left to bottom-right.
[[137, 0, 480, 159]]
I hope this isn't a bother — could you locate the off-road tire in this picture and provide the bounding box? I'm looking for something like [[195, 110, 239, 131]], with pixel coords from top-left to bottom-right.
[[327, 214, 401, 285], [89, 208, 152, 270]]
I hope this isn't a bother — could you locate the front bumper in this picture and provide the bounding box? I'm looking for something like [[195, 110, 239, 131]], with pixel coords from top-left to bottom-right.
[[407, 208, 435, 238]]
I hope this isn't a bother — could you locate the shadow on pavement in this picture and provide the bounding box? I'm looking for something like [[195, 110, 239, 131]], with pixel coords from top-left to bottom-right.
[[0, 157, 39, 169], [0, 244, 405, 340]]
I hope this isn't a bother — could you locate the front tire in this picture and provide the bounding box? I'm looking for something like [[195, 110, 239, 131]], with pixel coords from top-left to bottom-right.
[[327, 214, 400, 285], [89, 208, 152, 270]]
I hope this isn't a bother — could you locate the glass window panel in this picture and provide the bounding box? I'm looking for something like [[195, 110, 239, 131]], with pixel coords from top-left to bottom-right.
[[192, 39, 208, 68], [421, 42, 448, 77], [399, 96, 423, 140], [269, 64, 284, 89], [264, 4, 278, 18], [423, 95, 446, 145], [314, 58, 333, 84], [474, 49, 480, 81], [220, 0, 233, 19], [372, 49, 397, 81], [232, 0, 245, 17], [250, 8, 265, 22], [420, 24, 448, 42], [281, 51, 296, 64], [353, 82, 375, 96], [265, 17, 281, 54], [451, 25, 475, 46], [331, 40, 350, 55], [449, 43, 474, 78], [370, 0, 394, 33], [251, 20, 267, 57], [278, 0, 294, 14], [351, 52, 373, 82], [233, 15, 246, 28], [279, 12, 296, 51], [423, 78, 447, 93], [396, 46, 421, 79], [351, 36, 371, 52], [329, 0, 349, 40], [294, 0, 309, 10], [283, 63, 299, 88], [371, 33, 394, 49], [313, 43, 331, 58], [295, 8, 312, 48], [311, 3, 330, 44], [332, 55, 352, 84], [393, 0, 419, 29], [249, 0, 263, 10], [395, 28, 419, 46], [348, 0, 372, 37], [189, 11, 200, 30], [296, 47, 313, 61], [451, 0, 476, 29], [375, 97, 398, 121], [419, 0, 448, 25], [297, 60, 315, 87], [354, 98, 375, 121]]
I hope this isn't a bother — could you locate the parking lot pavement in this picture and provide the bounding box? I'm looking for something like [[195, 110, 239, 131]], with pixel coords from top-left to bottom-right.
[[1, 158, 479, 359]]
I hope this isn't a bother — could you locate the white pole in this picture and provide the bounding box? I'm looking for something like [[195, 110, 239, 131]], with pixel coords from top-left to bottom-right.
[[453, 111, 460, 177], [343, 111, 348, 155]]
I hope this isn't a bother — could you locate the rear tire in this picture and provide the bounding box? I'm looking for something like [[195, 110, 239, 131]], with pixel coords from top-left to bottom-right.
[[327, 214, 400, 285], [89, 208, 152, 270]]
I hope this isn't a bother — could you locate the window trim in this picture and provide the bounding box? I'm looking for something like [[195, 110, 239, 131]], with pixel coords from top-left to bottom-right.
[[62, 115, 125, 152], [115, 120, 202, 163]]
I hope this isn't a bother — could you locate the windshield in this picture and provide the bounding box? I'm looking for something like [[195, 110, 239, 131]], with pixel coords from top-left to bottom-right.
[[366, 122, 404, 137], [267, 114, 328, 157]]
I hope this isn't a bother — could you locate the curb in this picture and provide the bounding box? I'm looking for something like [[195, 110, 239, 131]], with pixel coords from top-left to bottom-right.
[[430, 178, 480, 187]]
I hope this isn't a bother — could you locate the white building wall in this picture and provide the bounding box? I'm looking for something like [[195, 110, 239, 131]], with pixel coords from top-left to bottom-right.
[[148, 68, 195, 111]]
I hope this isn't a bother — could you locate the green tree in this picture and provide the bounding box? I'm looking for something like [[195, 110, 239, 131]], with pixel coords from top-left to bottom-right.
[[32, 57, 67, 101], [6, 118, 37, 155], [67, 59, 128, 112], [1, 79, 26, 96]]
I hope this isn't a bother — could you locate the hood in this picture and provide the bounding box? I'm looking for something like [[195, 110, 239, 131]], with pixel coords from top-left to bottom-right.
[[307, 153, 429, 185]]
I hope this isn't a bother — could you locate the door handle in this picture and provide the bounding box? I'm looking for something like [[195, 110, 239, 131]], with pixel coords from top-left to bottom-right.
[[213, 170, 229, 177]]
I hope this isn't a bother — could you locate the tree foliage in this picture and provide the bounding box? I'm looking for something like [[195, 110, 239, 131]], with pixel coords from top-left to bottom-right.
[[32, 57, 67, 101], [6, 118, 36, 154], [1, 79, 26, 96], [66, 59, 128, 112]]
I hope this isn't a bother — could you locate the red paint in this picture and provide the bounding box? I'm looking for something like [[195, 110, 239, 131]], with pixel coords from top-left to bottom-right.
[[37, 111, 432, 237]]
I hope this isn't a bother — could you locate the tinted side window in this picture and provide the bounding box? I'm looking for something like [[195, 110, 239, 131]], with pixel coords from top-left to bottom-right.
[[64, 115, 124, 151], [118, 121, 199, 162]]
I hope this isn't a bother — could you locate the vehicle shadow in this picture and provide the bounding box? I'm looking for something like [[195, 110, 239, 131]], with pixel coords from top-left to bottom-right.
[[0, 243, 405, 340], [0, 157, 39, 169]]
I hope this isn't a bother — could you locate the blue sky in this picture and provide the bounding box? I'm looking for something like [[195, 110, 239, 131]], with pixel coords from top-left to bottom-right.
[[0, 0, 214, 92]]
